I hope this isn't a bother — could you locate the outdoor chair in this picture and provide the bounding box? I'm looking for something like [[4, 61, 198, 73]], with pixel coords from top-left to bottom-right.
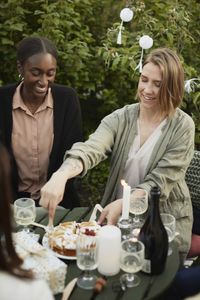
[[185, 150, 200, 258]]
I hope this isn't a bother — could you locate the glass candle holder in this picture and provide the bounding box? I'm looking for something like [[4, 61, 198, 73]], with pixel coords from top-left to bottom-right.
[[117, 217, 134, 241]]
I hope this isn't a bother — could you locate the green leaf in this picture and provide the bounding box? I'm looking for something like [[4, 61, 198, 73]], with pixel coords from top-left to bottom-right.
[[1, 38, 14, 45], [194, 92, 200, 105]]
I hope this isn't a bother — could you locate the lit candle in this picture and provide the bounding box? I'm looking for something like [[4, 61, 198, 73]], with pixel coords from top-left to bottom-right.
[[121, 179, 131, 219], [97, 225, 121, 276]]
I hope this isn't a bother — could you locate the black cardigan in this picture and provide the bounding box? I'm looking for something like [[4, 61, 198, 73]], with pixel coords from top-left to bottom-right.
[[0, 82, 83, 208]]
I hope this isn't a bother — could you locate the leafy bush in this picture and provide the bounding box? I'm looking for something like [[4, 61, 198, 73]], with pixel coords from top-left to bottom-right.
[[0, 0, 200, 204]]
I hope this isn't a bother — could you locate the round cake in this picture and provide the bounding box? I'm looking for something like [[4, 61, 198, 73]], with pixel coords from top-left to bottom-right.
[[48, 221, 100, 257]]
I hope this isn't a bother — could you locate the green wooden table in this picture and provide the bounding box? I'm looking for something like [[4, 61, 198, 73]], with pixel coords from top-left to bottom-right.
[[33, 207, 180, 300]]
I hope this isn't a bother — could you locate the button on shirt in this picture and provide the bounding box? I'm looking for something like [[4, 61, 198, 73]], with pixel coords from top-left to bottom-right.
[[12, 82, 54, 200]]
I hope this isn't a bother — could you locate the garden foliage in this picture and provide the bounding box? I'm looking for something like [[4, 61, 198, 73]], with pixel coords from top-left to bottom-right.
[[0, 0, 200, 204]]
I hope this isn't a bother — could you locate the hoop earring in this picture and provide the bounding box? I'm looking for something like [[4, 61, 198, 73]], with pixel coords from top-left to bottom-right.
[[18, 74, 24, 81]]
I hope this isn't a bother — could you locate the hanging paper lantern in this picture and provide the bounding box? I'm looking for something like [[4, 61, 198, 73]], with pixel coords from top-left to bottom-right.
[[185, 78, 200, 93], [139, 35, 153, 49], [135, 35, 154, 73], [117, 8, 133, 45], [120, 8, 134, 22]]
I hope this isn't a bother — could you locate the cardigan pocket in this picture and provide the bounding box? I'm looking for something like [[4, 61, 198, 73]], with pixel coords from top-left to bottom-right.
[[161, 182, 191, 219]]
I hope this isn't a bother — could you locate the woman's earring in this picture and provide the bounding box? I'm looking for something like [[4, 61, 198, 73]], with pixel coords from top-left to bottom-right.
[[18, 74, 24, 81]]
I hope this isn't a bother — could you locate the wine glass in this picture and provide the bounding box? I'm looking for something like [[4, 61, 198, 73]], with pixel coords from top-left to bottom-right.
[[76, 234, 98, 290], [14, 198, 36, 233], [120, 239, 144, 288], [160, 213, 176, 256], [130, 188, 148, 236]]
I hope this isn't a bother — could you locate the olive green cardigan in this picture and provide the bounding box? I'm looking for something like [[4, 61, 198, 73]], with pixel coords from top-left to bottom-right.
[[65, 103, 195, 257]]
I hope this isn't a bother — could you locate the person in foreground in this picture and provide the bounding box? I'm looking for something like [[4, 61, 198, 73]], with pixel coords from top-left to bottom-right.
[[40, 47, 195, 264], [0, 143, 54, 300], [164, 264, 200, 300], [0, 36, 82, 208]]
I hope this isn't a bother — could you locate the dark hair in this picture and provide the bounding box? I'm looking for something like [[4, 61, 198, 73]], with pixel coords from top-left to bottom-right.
[[0, 143, 32, 279], [17, 36, 58, 67]]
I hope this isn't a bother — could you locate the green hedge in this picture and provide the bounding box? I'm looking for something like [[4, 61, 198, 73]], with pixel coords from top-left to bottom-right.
[[0, 0, 200, 204]]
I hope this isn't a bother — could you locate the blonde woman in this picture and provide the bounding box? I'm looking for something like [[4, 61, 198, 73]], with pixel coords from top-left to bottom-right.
[[40, 48, 195, 265]]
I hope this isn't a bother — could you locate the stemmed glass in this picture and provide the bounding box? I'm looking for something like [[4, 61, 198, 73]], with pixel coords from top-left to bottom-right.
[[76, 234, 98, 290], [129, 188, 148, 236], [160, 213, 176, 256], [14, 198, 36, 233], [120, 239, 144, 288]]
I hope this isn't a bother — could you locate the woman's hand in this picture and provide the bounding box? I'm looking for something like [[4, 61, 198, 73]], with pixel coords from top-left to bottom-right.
[[39, 171, 67, 219], [39, 158, 83, 218], [98, 199, 123, 225]]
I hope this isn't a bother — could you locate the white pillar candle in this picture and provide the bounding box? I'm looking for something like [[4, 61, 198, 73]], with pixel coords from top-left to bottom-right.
[[97, 225, 121, 276], [121, 179, 131, 219]]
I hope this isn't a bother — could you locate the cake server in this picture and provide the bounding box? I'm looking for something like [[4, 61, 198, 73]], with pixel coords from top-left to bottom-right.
[[30, 222, 48, 230], [30, 222, 54, 234]]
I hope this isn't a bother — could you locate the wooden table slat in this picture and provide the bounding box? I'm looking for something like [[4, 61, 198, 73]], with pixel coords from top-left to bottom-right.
[[60, 207, 92, 223]]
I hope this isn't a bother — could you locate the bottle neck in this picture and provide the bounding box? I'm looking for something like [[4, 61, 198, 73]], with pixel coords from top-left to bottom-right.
[[149, 194, 160, 220]]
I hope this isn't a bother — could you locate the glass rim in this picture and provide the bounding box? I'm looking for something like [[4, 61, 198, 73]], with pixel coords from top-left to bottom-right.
[[117, 217, 133, 226], [130, 188, 148, 199], [14, 198, 35, 208], [160, 213, 175, 223], [76, 234, 97, 251], [121, 239, 144, 252], [130, 188, 148, 193], [76, 234, 97, 243]]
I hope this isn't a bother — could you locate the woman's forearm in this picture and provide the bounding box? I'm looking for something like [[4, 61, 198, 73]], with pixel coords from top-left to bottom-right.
[[58, 157, 84, 180], [39, 157, 83, 218]]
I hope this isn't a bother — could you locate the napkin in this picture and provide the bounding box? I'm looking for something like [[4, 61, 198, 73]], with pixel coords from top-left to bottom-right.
[[13, 232, 46, 258], [13, 232, 67, 295]]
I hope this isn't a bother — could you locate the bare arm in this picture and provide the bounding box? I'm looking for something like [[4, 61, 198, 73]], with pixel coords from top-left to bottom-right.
[[39, 157, 83, 218], [60, 157, 83, 177]]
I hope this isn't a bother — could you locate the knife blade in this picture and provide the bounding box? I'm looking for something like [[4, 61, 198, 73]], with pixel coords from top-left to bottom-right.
[[61, 277, 77, 300]]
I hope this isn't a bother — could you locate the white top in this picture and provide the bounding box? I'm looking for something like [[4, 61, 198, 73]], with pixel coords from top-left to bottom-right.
[[117, 118, 166, 198], [0, 271, 54, 300]]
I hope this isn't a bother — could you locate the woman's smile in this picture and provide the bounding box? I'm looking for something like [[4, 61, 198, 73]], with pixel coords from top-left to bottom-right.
[[21, 52, 56, 101], [34, 84, 48, 94], [142, 95, 156, 102], [138, 62, 162, 110]]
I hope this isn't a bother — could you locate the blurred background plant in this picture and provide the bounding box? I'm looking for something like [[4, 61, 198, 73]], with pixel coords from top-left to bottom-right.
[[0, 0, 199, 205]]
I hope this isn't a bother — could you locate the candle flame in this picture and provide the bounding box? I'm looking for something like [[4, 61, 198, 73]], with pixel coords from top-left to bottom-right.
[[120, 179, 128, 187]]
